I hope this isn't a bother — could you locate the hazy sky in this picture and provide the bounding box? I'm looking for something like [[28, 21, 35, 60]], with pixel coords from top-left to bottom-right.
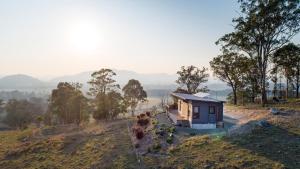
[[0, 0, 299, 78]]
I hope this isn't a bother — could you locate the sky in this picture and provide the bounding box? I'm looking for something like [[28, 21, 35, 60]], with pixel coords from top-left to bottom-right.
[[0, 0, 299, 79]]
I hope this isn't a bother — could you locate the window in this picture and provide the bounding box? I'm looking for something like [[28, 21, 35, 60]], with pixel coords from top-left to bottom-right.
[[209, 106, 215, 114], [193, 106, 199, 113], [193, 106, 199, 119]]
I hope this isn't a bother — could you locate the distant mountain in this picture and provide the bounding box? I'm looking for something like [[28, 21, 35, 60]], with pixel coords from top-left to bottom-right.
[[0, 74, 50, 90], [50, 69, 178, 89], [0, 70, 229, 91]]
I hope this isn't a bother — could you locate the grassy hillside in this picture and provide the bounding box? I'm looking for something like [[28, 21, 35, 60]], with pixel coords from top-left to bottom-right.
[[0, 119, 138, 169], [142, 106, 300, 169], [0, 105, 299, 169]]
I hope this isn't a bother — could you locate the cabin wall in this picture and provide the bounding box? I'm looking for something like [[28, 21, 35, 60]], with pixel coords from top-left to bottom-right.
[[178, 99, 190, 119], [191, 101, 223, 124]]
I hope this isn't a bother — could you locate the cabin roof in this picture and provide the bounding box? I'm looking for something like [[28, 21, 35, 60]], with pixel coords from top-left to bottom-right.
[[171, 92, 223, 103]]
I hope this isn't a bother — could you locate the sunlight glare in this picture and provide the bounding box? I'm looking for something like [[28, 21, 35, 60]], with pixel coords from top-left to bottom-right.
[[68, 22, 101, 54]]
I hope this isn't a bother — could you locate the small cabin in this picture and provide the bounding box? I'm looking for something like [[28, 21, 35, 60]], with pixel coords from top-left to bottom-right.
[[167, 92, 224, 129]]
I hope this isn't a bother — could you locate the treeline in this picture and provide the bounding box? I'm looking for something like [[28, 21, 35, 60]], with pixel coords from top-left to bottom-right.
[[0, 69, 147, 129], [0, 98, 46, 129], [209, 0, 300, 105]]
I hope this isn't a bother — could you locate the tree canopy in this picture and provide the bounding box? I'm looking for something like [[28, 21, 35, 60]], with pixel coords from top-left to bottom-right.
[[216, 0, 300, 105], [122, 79, 147, 116], [176, 65, 209, 94], [88, 69, 125, 120], [48, 82, 89, 125], [88, 68, 120, 96], [210, 51, 250, 104]]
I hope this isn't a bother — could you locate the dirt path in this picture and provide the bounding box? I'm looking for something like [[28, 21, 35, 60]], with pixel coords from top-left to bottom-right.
[[224, 105, 269, 125]]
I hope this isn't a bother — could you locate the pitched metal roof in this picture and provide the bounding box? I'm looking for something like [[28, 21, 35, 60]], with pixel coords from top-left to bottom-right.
[[171, 92, 223, 103]]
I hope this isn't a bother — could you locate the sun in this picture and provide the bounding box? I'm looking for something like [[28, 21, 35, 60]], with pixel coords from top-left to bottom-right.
[[68, 22, 101, 53]]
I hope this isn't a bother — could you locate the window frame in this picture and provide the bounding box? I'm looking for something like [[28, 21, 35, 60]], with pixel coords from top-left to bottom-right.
[[209, 106, 215, 114], [193, 106, 200, 119]]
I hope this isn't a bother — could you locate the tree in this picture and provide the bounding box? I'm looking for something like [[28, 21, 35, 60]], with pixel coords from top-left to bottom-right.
[[176, 65, 209, 94], [88, 69, 125, 120], [88, 69, 120, 96], [273, 43, 300, 98], [217, 0, 300, 106], [122, 79, 147, 116], [4, 99, 36, 129], [210, 51, 250, 105], [244, 58, 260, 103], [48, 82, 89, 125], [0, 99, 4, 113], [93, 91, 125, 120]]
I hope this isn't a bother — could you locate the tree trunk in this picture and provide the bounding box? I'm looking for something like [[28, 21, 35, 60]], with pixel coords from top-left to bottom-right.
[[297, 85, 299, 98], [233, 89, 237, 105], [261, 74, 268, 106], [297, 67, 300, 98], [286, 78, 289, 99]]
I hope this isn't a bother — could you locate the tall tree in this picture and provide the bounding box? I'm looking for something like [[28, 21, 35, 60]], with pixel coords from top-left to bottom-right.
[[48, 82, 89, 125], [122, 79, 147, 116], [244, 58, 260, 103], [93, 91, 125, 120], [273, 43, 300, 98], [217, 0, 300, 106], [88, 69, 124, 120], [210, 51, 250, 105], [88, 69, 120, 96], [176, 65, 209, 94]]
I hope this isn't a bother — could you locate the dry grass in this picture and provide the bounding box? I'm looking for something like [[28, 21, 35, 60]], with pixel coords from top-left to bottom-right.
[[143, 103, 300, 169], [0, 119, 138, 169]]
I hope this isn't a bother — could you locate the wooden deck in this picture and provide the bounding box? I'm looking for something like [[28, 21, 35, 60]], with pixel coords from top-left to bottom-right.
[[167, 109, 190, 127]]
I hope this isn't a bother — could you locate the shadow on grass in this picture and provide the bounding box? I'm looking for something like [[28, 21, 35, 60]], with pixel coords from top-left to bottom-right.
[[225, 123, 300, 169]]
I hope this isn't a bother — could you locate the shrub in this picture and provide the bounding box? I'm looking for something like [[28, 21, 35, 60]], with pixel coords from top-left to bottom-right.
[[167, 127, 176, 133], [137, 115, 141, 119], [140, 113, 146, 118], [152, 120, 158, 126], [152, 143, 161, 151], [137, 118, 149, 126], [135, 128, 144, 140], [166, 136, 173, 144], [146, 112, 151, 117]]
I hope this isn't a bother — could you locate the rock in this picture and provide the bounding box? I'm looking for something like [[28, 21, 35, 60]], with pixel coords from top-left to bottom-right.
[[270, 108, 279, 115], [204, 164, 212, 169], [257, 120, 271, 128]]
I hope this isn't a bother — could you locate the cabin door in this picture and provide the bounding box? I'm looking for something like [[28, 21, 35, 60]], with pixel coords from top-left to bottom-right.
[[208, 106, 216, 123]]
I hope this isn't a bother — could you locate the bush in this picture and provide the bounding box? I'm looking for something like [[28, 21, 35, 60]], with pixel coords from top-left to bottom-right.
[[132, 125, 144, 139], [135, 128, 144, 140], [137, 115, 141, 119], [152, 143, 161, 151], [166, 136, 173, 144], [146, 112, 151, 117], [140, 113, 146, 118], [167, 126, 176, 133], [137, 118, 149, 126]]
